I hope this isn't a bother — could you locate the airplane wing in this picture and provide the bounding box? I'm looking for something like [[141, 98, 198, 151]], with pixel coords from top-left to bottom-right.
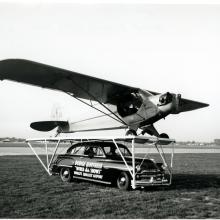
[[0, 59, 144, 105], [0, 59, 208, 112]]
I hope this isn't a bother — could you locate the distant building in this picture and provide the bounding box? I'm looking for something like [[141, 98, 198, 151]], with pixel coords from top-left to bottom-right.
[[214, 139, 220, 145]]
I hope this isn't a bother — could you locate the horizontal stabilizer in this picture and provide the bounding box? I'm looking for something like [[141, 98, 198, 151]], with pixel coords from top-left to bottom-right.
[[179, 98, 209, 112], [30, 121, 69, 132], [62, 125, 127, 133]]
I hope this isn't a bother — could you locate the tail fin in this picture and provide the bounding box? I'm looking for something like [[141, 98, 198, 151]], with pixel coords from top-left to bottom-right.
[[30, 121, 69, 132]]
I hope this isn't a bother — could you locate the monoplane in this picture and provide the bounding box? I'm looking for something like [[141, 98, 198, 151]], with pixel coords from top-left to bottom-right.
[[0, 59, 209, 138]]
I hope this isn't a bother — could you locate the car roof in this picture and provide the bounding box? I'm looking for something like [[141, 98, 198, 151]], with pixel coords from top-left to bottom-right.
[[71, 140, 127, 147], [67, 141, 128, 152]]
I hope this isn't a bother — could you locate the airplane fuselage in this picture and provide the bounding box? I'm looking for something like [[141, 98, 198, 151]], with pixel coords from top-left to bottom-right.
[[64, 91, 182, 135], [116, 90, 181, 131]]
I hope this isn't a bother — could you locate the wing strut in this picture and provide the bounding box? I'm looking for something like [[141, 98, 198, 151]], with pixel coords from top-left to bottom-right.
[[66, 92, 127, 126], [64, 77, 128, 126]]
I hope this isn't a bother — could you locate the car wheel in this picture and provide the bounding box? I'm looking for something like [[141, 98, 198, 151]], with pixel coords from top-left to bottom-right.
[[117, 172, 131, 190], [60, 167, 72, 183]]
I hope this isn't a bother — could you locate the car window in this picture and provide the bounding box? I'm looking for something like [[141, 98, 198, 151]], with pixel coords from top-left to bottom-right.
[[95, 147, 105, 157], [84, 146, 94, 156], [115, 147, 131, 156], [71, 145, 85, 155], [104, 146, 111, 155], [103, 145, 131, 157], [84, 146, 105, 157]]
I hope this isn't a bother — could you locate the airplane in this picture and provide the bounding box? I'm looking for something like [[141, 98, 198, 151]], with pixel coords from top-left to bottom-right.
[[0, 59, 209, 139]]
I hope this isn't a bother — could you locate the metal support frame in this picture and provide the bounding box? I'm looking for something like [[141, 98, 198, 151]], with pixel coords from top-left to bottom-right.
[[27, 139, 62, 175], [113, 137, 174, 189], [112, 139, 133, 177], [27, 142, 51, 175], [26, 136, 175, 189], [131, 139, 136, 189], [112, 138, 136, 189], [154, 142, 174, 185]]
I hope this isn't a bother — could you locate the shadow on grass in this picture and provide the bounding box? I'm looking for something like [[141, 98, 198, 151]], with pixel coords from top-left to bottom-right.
[[71, 173, 220, 192], [171, 173, 220, 189], [143, 173, 220, 192]]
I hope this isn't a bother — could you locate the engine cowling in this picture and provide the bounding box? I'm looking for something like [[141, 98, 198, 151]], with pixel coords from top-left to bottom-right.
[[158, 92, 181, 114], [158, 92, 173, 106]]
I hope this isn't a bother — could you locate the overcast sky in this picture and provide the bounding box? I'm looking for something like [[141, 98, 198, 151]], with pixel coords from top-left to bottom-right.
[[0, 2, 219, 141]]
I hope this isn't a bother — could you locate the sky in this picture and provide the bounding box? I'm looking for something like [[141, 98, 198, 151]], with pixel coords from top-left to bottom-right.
[[0, 2, 219, 141]]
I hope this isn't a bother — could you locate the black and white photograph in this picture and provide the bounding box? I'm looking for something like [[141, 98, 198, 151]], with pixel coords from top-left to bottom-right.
[[0, 0, 219, 218]]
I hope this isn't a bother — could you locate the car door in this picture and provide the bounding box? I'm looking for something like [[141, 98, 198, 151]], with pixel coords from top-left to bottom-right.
[[73, 145, 104, 181]]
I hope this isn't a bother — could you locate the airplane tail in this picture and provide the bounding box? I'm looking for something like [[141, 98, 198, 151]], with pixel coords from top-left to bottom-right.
[[30, 121, 69, 132]]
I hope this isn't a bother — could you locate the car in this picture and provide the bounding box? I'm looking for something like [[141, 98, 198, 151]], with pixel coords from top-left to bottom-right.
[[49, 140, 168, 190]]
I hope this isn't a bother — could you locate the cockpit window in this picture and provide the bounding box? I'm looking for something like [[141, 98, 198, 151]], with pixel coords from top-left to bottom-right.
[[117, 92, 142, 117]]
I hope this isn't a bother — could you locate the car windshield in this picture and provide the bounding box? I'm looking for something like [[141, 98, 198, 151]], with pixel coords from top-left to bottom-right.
[[69, 145, 85, 155], [103, 144, 131, 157]]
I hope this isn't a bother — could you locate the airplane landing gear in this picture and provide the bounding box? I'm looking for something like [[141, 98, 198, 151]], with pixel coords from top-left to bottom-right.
[[141, 125, 171, 144], [141, 125, 159, 137], [125, 126, 170, 143]]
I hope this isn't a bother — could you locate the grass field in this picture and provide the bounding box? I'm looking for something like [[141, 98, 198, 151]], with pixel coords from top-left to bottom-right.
[[0, 154, 220, 218]]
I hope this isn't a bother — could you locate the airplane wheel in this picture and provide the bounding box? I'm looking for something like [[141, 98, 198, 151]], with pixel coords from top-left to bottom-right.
[[125, 129, 137, 136], [60, 167, 72, 183], [159, 133, 169, 139], [117, 172, 131, 190], [158, 133, 170, 145]]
